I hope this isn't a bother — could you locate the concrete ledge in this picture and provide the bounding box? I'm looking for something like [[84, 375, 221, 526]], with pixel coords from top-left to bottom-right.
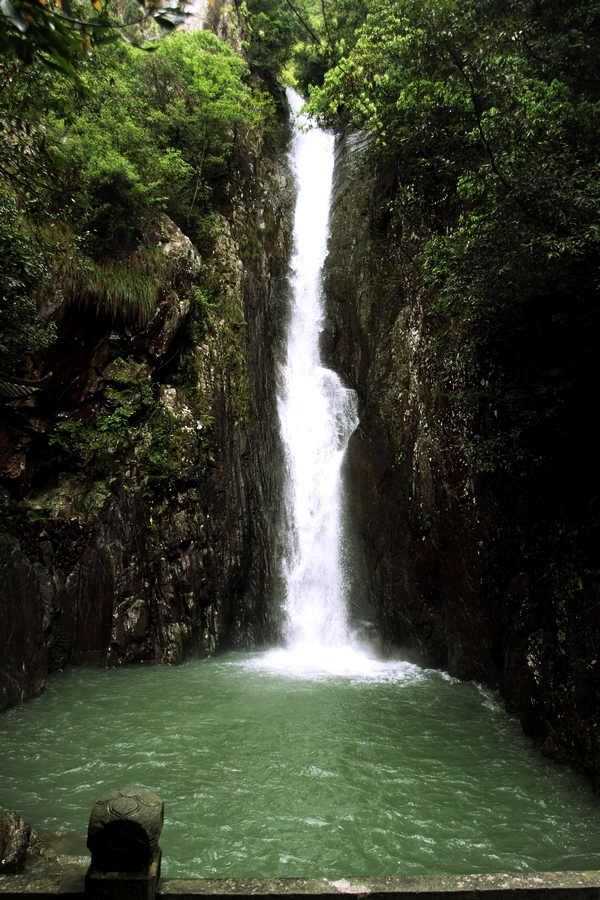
[[2, 873, 600, 900], [0, 873, 85, 898]]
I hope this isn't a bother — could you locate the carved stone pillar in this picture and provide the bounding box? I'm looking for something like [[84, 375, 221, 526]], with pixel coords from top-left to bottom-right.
[[86, 788, 164, 900]]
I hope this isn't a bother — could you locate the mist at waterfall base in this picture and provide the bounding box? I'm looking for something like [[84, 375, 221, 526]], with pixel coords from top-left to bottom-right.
[[3, 95, 600, 881]]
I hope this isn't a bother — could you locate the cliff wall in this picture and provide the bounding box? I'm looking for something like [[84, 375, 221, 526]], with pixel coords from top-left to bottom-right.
[[324, 133, 600, 790], [0, 108, 293, 712]]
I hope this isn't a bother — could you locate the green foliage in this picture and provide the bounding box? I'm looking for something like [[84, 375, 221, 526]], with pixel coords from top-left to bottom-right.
[[194, 255, 250, 423], [0, 10, 270, 505], [239, 0, 298, 82], [48, 355, 207, 489], [0, 56, 69, 199], [49, 356, 155, 461], [0, 0, 187, 78], [235, 0, 369, 91], [145, 404, 188, 488], [58, 245, 170, 326], [0, 193, 54, 363], [291, 0, 368, 94], [138, 30, 271, 229], [48, 419, 97, 454], [81, 150, 150, 241], [46, 31, 272, 246], [309, 0, 600, 477], [170, 275, 249, 426], [0, 29, 274, 356]]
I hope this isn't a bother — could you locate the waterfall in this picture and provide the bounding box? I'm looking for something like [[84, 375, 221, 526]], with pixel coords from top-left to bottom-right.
[[245, 92, 415, 679], [278, 89, 358, 654]]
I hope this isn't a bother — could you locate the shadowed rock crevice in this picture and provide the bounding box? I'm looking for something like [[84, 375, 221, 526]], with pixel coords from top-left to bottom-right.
[[0, 106, 294, 712], [323, 130, 600, 791]]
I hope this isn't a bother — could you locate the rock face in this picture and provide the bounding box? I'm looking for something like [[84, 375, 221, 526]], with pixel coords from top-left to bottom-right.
[[324, 132, 600, 789], [0, 115, 293, 712], [0, 811, 31, 874]]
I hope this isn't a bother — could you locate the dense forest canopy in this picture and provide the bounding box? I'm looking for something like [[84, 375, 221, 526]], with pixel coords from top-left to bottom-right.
[[0, 0, 188, 74], [303, 0, 600, 478], [0, 18, 273, 363], [1, 0, 599, 489]]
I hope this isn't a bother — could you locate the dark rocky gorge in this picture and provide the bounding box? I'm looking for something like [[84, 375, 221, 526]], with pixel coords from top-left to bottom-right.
[[0, 106, 293, 712], [1, 96, 599, 803], [322, 131, 600, 792]]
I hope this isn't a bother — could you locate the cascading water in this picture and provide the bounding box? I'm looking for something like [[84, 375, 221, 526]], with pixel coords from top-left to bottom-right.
[[277, 90, 358, 656], [245, 93, 415, 679], [3, 99, 600, 881], [249, 90, 405, 678]]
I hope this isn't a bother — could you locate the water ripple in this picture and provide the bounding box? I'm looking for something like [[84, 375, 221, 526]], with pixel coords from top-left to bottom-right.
[[1, 655, 600, 879]]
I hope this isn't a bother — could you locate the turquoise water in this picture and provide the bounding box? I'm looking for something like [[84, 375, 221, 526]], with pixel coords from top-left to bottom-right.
[[1, 653, 600, 879]]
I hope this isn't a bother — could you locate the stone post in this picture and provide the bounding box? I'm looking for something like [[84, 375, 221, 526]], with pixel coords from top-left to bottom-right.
[[85, 788, 164, 900]]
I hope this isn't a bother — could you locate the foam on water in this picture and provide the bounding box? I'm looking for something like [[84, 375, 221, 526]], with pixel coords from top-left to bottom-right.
[[3, 657, 600, 879], [240, 646, 422, 682]]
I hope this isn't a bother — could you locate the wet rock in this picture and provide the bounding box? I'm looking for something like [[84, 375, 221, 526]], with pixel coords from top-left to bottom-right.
[[0, 811, 31, 874], [0, 533, 47, 711], [324, 129, 600, 789], [142, 216, 201, 359], [0, 97, 293, 711]]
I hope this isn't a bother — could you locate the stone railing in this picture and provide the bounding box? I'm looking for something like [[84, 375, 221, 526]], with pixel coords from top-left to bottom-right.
[[1, 789, 600, 900]]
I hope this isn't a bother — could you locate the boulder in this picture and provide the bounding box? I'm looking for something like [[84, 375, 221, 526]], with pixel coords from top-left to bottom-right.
[[0, 810, 31, 874]]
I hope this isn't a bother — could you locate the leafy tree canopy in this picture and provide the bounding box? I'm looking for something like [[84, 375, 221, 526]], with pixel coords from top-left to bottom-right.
[[0, 28, 273, 367], [0, 0, 188, 76], [306, 0, 600, 476]]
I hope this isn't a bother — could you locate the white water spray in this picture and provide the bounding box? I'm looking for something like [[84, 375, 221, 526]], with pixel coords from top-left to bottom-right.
[[278, 90, 358, 657], [244, 92, 418, 681]]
